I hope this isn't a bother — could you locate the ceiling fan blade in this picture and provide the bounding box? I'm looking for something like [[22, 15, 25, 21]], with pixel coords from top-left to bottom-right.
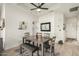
[[40, 8, 48, 10], [30, 3, 38, 8], [39, 3, 45, 7], [30, 8, 37, 10]]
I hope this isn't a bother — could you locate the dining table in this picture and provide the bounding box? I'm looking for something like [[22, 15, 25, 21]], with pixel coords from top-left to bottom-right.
[[23, 35, 50, 56]]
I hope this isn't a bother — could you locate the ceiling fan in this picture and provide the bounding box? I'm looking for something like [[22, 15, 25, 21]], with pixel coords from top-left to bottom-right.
[[30, 3, 48, 11]]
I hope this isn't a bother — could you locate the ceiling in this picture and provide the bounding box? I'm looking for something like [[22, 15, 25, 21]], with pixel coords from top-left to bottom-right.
[[16, 3, 79, 18]]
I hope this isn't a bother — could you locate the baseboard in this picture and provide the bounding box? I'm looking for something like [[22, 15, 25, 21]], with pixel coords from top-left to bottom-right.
[[65, 38, 77, 42]]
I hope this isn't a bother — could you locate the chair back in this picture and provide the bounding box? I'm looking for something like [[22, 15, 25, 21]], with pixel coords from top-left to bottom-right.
[[48, 36, 56, 46], [23, 32, 30, 43], [24, 32, 30, 37], [44, 33, 50, 38], [52, 36, 56, 45]]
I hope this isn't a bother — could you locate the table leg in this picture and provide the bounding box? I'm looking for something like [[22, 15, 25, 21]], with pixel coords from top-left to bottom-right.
[[33, 42, 34, 45], [50, 46, 52, 56], [20, 45, 22, 54], [53, 46, 55, 56], [43, 47, 44, 56], [41, 43, 44, 56], [50, 44, 52, 56]]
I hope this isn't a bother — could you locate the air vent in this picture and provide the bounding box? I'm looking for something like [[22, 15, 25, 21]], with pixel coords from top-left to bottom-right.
[[70, 6, 79, 12]]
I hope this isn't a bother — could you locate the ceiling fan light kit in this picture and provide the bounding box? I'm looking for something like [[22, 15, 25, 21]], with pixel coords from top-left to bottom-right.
[[30, 3, 48, 12], [36, 8, 41, 11]]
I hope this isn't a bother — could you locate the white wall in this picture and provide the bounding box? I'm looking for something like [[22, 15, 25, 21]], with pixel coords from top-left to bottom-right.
[[36, 12, 65, 42], [5, 4, 36, 50], [77, 15, 79, 41], [36, 13, 55, 37], [54, 13, 65, 42]]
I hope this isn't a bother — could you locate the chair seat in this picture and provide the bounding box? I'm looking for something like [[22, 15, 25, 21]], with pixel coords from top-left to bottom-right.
[[43, 43, 50, 49], [44, 40, 50, 49], [43, 40, 55, 54]]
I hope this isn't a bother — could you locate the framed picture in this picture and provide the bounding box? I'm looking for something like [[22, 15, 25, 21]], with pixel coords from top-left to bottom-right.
[[40, 22, 51, 31]]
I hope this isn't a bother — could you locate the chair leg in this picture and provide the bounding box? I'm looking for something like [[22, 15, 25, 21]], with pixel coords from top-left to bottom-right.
[[20, 46, 22, 54], [33, 42, 34, 45], [52, 46, 55, 56], [46, 48, 48, 52]]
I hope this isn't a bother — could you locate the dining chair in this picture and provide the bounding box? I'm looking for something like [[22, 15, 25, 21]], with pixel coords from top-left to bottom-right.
[[43, 36, 56, 55], [49, 36, 56, 55]]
